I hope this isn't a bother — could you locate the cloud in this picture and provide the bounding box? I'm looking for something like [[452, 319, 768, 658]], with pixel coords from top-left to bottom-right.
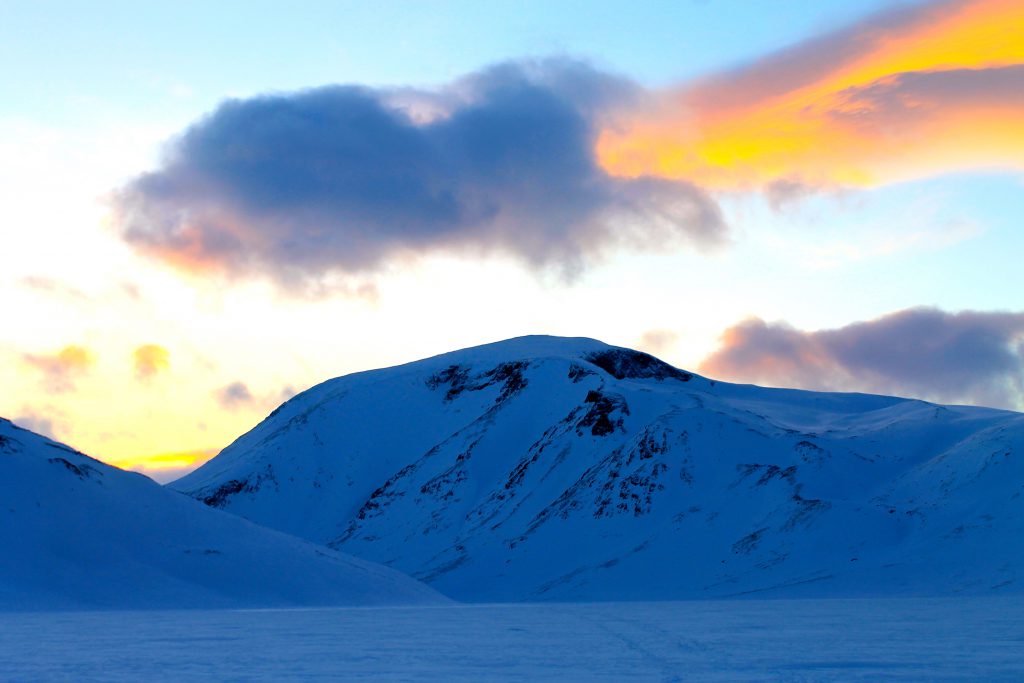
[[763, 178, 817, 212], [596, 0, 1024, 191], [214, 381, 296, 413], [22, 345, 94, 394], [133, 344, 170, 381], [698, 308, 1024, 410], [13, 412, 57, 440], [18, 276, 88, 300], [214, 381, 255, 410], [638, 329, 679, 355], [111, 59, 725, 288]]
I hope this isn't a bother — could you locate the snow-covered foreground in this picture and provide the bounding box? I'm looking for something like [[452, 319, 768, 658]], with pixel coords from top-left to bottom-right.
[[3, 597, 1023, 681]]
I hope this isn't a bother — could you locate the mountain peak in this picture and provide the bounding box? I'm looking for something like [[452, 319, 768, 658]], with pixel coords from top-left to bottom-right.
[[414, 335, 694, 382], [172, 337, 1024, 602]]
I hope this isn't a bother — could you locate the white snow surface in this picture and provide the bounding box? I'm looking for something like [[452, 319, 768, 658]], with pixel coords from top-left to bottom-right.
[[1, 597, 1023, 681], [172, 335, 1024, 602], [0, 418, 444, 610]]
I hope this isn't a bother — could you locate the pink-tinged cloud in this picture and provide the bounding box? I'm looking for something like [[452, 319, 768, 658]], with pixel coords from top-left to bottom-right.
[[22, 345, 94, 394], [699, 308, 1024, 410], [638, 329, 679, 355], [597, 0, 1024, 190]]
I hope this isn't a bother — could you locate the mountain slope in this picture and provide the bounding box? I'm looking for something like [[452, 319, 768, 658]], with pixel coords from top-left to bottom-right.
[[172, 336, 1024, 601], [0, 418, 443, 610]]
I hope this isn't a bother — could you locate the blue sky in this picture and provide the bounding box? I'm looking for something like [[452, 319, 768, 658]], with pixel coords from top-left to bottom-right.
[[3, 1, 916, 119]]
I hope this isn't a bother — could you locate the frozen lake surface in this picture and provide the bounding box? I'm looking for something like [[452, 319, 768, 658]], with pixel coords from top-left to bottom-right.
[[3, 597, 1023, 681]]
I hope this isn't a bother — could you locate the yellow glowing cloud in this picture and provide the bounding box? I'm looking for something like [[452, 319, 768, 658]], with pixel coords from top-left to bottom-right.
[[133, 343, 170, 381], [597, 0, 1024, 190]]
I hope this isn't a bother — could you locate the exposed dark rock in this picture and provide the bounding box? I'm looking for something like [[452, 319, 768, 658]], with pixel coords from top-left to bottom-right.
[[425, 365, 472, 401], [795, 440, 829, 463], [584, 349, 692, 382], [736, 463, 798, 486], [732, 527, 769, 554], [577, 390, 629, 436], [426, 362, 529, 404], [47, 457, 97, 480], [567, 363, 595, 383], [0, 434, 22, 455], [200, 466, 277, 507], [201, 479, 248, 508]]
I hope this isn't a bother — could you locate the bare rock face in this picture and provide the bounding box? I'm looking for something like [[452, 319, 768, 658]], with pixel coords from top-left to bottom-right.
[[172, 335, 1024, 602]]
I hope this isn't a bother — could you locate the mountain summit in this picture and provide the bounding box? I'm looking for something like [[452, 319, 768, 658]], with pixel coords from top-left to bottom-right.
[[172, 336, 1024, 601]]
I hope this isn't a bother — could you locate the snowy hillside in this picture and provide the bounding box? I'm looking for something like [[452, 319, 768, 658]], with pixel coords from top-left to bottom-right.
[[0, 418, 443, 610], [172, 336, 1024, 601]]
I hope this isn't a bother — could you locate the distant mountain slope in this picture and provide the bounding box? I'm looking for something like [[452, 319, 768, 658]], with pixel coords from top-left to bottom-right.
[[172, 336, 1024, 601], [0, 418, 443, 610]]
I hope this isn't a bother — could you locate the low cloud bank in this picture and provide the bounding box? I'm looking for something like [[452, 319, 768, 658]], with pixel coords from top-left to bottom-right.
[[699, 307, 1024, 410]]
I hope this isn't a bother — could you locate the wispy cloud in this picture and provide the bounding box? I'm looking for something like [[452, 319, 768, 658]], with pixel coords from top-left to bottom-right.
[[22, 345, 94, 394], [699, 307, 1024, 410], [214, 381, 296, 412], [17, 276, 88, 300], [759, 215, 982, 270], [214, 381, 254, 410]]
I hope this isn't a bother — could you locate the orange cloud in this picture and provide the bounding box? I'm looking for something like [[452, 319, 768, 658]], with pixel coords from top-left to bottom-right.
[[133, 344, 170, 381], [22, 345, 94, 394], [597, 0, 1024, 190]]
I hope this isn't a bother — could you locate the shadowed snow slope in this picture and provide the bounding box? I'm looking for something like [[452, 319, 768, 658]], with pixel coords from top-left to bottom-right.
[[0, 418, 443, 610], [172, 335, 1024, 601]]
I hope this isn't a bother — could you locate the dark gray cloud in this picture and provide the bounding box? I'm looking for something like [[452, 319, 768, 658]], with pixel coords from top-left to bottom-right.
[[699, 308, 1024, 410], [112, 59, 725, 287], [214, 381, 254, 410]]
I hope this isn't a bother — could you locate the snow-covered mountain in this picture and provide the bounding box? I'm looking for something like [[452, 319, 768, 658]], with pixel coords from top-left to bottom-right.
[[0, 418, 443, 610], [172, 336, 1024, 601]]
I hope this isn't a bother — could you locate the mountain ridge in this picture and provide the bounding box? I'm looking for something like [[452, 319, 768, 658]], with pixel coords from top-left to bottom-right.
[[0, 417, 444, 610], [172, 335, 1024, 601]]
